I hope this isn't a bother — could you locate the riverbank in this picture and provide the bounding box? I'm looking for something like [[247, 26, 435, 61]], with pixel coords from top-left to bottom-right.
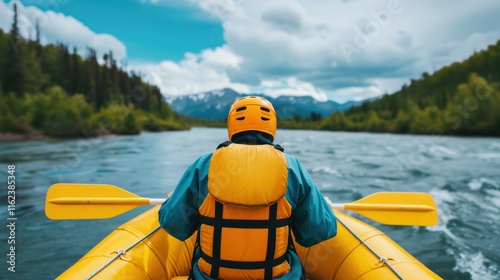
[[0, 132, 48, 141]]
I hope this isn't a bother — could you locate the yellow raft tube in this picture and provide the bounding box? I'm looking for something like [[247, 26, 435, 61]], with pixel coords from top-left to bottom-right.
[[57, 206, 441, 280]]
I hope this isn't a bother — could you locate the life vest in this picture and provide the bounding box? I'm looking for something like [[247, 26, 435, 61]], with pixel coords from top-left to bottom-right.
[[198, 143, 292, 280]]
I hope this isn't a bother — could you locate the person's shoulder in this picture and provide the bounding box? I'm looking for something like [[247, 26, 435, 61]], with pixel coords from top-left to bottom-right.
[[189, 151, 214, 167], [282, 151, 299, 162], [199, 151, 215, 160], [199, 151, 214, 160], [282, 152, 304, 172]]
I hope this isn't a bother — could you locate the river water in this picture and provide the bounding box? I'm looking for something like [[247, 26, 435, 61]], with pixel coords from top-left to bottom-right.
[[0, 128, 499, 280]]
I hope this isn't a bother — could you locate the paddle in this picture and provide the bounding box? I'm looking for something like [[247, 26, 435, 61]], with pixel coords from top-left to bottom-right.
[[45, 184, 438, 226], [45, 183, 166, 220], [325, 192, 438, 226]]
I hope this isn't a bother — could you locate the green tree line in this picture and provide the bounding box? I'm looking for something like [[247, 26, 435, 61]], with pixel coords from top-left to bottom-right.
[[0, 3, 188, 138], [281, 39, 500, 136]]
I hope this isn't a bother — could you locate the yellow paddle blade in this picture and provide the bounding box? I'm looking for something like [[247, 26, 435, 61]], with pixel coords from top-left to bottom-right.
[[342, 192, 438, 226], [45, 183, 150, 220]]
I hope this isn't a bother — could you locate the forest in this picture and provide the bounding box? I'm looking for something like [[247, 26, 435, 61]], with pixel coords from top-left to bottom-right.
[[0, 4, 188, 138]]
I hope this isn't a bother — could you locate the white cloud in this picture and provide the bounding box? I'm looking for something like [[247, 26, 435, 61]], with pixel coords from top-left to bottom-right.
[[0, 1, 126, 60], [194, 0, 240, 20], [132, 45, 249, 96], [199, 46, 242, 69], [259, 77, 328, 102], [333, 85, 383, 102]]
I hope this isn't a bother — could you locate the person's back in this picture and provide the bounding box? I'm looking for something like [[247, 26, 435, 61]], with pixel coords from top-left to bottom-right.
[[159, 96, 337, 279]]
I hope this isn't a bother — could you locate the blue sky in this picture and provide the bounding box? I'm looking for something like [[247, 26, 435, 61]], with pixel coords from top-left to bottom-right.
[[1, 0, 500, 103], [5, 0, 224, 62]]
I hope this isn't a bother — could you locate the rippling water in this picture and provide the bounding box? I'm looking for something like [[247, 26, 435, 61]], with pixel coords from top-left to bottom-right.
[[1, 128, 499, 279]]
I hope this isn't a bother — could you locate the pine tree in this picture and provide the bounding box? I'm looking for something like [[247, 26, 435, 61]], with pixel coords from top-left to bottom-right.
[[3, 3, 28, 97], [84, 47, 97, 105], [0, 29, 7, 87], [97, 53, 112, 108], [35, 20, 42, 58], [119, 69, 131, 105], [71, 47, 79, 94], [58, 44, 71, 93]]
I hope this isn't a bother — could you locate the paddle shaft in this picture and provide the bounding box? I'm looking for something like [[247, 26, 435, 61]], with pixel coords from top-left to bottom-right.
[[330, 203, 434, 212], [48, 197, 166, 205], [53, 196, 418, 211]]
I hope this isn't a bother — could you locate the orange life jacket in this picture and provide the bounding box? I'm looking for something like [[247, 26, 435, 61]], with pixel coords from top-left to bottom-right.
[[198, 143, 292, 280]]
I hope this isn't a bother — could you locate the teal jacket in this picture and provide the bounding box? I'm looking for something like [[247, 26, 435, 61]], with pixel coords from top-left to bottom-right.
[[159, 134, 337, 279]]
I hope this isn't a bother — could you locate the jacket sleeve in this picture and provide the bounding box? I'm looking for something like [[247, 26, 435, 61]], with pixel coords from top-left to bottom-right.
[[286, 155, 337, 247], [158, 154, 211, 241]]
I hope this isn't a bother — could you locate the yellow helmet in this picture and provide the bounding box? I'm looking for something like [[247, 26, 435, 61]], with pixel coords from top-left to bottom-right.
[[227, 96, 277, 141]]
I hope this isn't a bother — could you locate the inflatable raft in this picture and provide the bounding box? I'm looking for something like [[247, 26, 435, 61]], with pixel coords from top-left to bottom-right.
[[54, 205, 441, 279]]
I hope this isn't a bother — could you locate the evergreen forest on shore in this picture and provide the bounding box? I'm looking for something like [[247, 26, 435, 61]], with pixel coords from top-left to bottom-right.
[[0, 4, 188, 139]]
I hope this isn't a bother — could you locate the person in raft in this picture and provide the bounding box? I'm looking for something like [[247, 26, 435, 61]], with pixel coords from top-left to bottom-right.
[[159, 96, 337, 280]]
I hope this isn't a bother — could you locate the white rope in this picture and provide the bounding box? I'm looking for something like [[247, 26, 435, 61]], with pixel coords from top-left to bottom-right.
[[85, 225, 161, 280]]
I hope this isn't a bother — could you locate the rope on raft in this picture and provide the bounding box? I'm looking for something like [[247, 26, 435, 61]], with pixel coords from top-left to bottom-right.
[[337, 217, 405, 280], [85, 225, 162, 280]]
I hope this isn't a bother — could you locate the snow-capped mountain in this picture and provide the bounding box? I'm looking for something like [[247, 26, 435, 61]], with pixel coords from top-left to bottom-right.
[[166, 88, 361, 120]]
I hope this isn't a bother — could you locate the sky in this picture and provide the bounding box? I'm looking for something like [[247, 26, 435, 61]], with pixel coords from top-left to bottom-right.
[[1, 0, 500, 103]]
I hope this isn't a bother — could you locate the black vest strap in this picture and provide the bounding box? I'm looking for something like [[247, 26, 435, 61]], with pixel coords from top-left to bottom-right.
[[200, 250, 288, 270], [273, 144, 284, 152], [200, 215, 290, 229], [216, 141, 232, 149], [209, 201, 224, 279], [265, 203, 278, 280]]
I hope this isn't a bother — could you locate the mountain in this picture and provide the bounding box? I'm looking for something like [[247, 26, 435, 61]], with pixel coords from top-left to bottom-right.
[[165, 88, 240, 120], [166, 89, 360, 120]]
